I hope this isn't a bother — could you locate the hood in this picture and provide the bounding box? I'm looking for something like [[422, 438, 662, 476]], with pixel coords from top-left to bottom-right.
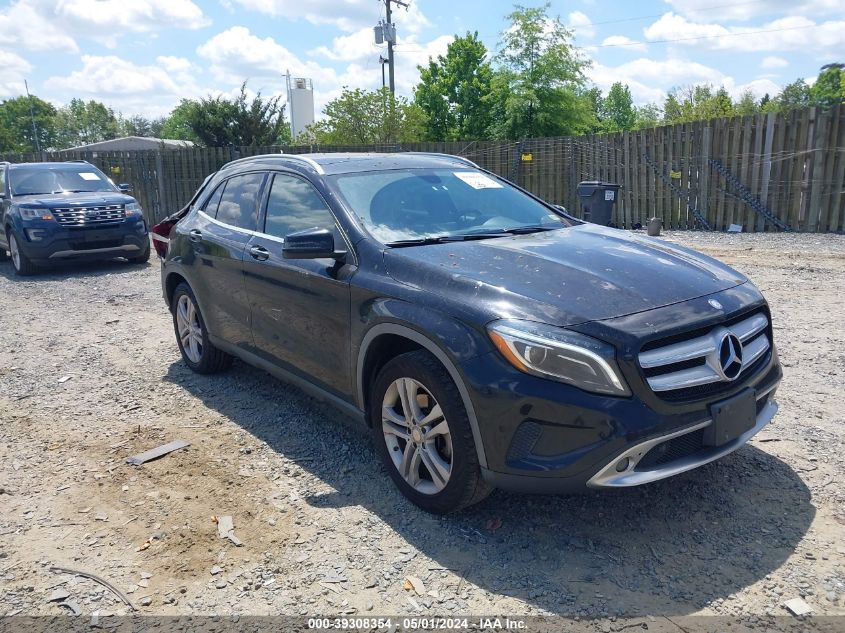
[[384, 224, 746, 326], [15, 192, 136, 207]]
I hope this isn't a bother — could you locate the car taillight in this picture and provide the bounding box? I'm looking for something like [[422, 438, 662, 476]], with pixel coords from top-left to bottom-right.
[[151, 220, 175, 258]]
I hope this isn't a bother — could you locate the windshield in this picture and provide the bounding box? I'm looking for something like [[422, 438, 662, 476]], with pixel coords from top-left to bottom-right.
[[10, 166, 116, 196], [329, 168, 571, 244]]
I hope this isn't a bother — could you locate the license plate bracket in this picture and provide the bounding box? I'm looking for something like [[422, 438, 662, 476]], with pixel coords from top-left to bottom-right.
[[705, 388, 756, 447]]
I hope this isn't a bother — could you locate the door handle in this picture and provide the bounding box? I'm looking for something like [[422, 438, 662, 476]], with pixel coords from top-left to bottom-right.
[[188, 229, 202, 243], [249, 245, 270, 261]]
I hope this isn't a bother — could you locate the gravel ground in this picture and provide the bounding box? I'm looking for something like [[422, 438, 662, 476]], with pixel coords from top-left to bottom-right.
[[0, 231, 843, 621]]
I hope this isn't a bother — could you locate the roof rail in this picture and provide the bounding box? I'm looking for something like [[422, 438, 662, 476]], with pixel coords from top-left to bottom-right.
[[217, 153, 326, 175], [403, 152, 479, 169], [277, 153, 326, 174], [66, 159, 91, 164]]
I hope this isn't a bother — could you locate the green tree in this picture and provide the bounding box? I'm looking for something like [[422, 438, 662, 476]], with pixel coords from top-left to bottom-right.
[[161, 83, 291, 147], [0, 95, 57, 152], [120, 114, 166, 138], [415, 32, 494, 141], [53, 99, 121, 149], [599, 82, 636, 132], [809, 63, 844, 109], [769, 78, 810, 112], [734, 89, 759, 116], [305, 88, 426, 145], [663, 85, 734, 123], [634, 103, 662, 129], [160, 100, 202, 143], [491, 2, 590, 139]]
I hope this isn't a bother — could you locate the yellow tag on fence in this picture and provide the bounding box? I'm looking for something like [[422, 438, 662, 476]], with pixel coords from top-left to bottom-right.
[[521, 153, 533, 162], [669, 170, 681, 179], [110, 166, 121, 175]]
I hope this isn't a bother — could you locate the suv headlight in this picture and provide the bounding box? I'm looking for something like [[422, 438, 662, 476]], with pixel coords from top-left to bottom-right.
[[19, 206, 53, 221], [487, 320, 631, 396], [125, 202, 143, 216]]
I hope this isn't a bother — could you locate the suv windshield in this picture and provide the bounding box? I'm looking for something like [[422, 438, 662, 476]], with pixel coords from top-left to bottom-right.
[[329, 168, 571, 244], [10, 166, 116, 196]]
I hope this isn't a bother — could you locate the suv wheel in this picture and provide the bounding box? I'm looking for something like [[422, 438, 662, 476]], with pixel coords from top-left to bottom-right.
[[8, 231, 38, 276], [370, 350, 491, 514], [172, 283, 233, 374]]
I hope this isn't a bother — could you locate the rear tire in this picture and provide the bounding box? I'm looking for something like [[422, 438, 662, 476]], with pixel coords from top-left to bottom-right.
[[369, 350, 491, 514], [8, 230, 38, 276], [129, 240, 151, 264], [172, 282, 233, 374]]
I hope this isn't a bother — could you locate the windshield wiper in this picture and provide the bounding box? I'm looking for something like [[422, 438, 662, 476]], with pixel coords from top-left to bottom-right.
[[385, 226, 563, 247]]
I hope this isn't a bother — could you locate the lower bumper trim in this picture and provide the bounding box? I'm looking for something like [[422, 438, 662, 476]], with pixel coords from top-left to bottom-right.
[[47, 244, 141, 259], [586, 399, 778, 488]]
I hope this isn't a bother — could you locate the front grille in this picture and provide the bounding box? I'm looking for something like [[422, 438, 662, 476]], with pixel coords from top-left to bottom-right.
[[637, 428, 705, 469], [52, 205, 125, 226], [638, 311, 771, 400]]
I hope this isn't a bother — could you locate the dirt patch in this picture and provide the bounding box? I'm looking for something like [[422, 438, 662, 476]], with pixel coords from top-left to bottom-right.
[[1, 233, 843, 618]]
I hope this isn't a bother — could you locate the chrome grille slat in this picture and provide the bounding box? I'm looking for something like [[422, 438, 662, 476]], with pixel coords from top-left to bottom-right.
[[52, 205, 125, 226], [639, 312, 771, 394]]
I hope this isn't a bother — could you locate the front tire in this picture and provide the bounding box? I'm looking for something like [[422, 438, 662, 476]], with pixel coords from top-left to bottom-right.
[[8, 231, 38, 276], [172, 283, 233, 374], [370, 350, 491, 514]]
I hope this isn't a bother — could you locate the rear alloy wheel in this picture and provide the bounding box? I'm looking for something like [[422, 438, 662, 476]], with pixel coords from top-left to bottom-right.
[[172, 283, 232, 374], [8, 231, 38, 276], [370, 350, 491, 514]]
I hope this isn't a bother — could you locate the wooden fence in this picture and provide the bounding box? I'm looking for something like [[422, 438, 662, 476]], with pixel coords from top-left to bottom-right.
[[3, 104, 844, 232]]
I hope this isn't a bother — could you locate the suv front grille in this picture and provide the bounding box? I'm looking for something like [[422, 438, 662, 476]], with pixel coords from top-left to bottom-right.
[[638, 311, 771, 400], [52, 205, 125, 226]]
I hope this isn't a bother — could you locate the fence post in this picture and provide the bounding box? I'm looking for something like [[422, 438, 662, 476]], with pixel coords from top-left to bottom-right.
[[758, 112, 776, 232], [154, 150, 168, 218], [699, 126, 711, 227]]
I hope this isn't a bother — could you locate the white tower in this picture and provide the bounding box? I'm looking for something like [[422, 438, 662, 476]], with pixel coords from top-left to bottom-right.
[[286, 73, 315, 141]]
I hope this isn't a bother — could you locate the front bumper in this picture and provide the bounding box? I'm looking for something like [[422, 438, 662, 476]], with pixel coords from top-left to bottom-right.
[[463, 287, 783, 494], [16, 218, 148, 263]]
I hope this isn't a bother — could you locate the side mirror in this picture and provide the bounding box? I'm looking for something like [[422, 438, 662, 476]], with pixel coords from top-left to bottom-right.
[[117, 183, 132, 193], [283, 227, 346, 262]]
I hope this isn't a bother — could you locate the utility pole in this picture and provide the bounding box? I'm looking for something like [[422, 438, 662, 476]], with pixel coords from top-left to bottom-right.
[[374, 0, 408, 94], [24, 79, 40, 153]]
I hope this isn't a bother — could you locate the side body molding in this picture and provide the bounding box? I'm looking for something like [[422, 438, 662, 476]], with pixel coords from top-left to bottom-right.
[[357, 323, 489, 470]]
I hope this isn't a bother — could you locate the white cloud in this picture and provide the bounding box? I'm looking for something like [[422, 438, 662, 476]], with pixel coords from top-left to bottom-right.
[[310, 27, 380, 62], [600, 35, 647, 51], [232, 0, 429, 34], [664, 0, 843, 22], [43, 55, 204, 117], [0, 49, 32, 98], [568, 11, 594, 39], [197, 26, 451, 118], [644, 13, 845, 53], [0, 0, 209, 52], [731, 78, 782, 99], [761, 56, 789, 69], [0, 2, 78, 52]]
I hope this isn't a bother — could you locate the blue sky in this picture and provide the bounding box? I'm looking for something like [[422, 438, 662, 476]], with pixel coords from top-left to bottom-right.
[[1, 0, 843, 119]]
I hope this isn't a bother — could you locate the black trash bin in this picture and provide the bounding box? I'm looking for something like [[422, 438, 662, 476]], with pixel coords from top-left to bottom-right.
[[576, 181, 621, 226]]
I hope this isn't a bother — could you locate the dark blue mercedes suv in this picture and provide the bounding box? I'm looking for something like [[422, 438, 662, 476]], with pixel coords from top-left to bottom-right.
[[157, 153, 781, 513], [0, 161, 150, 275]]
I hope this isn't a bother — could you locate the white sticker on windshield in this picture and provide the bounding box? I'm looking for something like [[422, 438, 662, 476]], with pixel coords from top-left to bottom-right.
[[454, 171, 502, 189], [79, 172, 102, 181]]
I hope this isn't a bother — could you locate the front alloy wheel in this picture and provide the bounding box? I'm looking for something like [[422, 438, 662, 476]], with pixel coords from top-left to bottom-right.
[[8, 232, 37, 275], [382, 377, 453, 495], [370, 350, 491, 514]]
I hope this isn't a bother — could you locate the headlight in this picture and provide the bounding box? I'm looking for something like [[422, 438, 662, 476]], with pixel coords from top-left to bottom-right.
[[125, 202, 143, 216], [19, 206, 53, 221], [487, 320, 631, 396]]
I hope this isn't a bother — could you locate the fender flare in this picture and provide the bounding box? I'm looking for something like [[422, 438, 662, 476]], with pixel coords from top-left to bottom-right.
[[357, 323, 489, 470]]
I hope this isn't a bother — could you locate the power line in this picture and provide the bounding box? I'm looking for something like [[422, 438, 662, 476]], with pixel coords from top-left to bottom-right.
[[595, 21, 819, 48]]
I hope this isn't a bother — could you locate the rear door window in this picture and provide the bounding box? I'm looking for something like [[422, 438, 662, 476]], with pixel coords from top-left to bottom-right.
[[203, 183, 225, 218], [215, 172, 266, 231]]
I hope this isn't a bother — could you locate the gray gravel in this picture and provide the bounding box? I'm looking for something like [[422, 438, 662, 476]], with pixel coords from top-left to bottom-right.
[[0, 232, 843, 619]]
